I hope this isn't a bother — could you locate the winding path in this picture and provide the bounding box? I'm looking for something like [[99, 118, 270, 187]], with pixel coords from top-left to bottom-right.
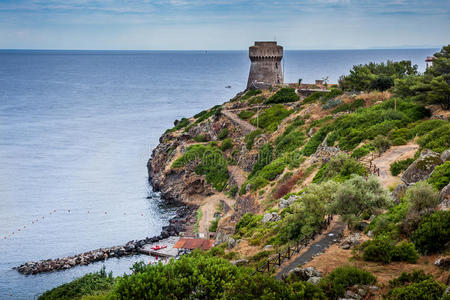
[[222, 110, 257, 135], [275, 221, 345, 280], [371, 143, 418, 187]]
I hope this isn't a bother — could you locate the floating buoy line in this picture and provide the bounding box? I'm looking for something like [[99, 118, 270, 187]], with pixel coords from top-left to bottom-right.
[[2, 209, 169, 241]]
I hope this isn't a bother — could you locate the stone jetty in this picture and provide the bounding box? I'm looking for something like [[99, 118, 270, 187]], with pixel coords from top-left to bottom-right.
[[16, 206, 196, 275]]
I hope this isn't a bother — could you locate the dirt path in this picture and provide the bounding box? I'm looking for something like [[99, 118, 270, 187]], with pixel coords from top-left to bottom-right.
[[222, 109, 257, 135], [372, 143, 419, 188], [274, 220, 345, 280], [228, 165, 247, 187], [197, 193, 234, 237]]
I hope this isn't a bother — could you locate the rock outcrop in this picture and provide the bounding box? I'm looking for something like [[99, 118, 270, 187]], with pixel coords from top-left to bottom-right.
[[401, 150, 443, 185]]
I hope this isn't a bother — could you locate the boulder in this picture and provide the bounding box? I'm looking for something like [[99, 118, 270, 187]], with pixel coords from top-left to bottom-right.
[[307, 276, 321, 284], [262, 212, 281, 224], [439, 183, 450, 210], [434, 256, 450, 270], [441, 149, 450, 162], [279, 195, 298, 209], [287, 267, 321, 281], [227, 238, 236, 249], [231, 259, 249, 266], [263, 245, 273, 251], [401, 150, 443, 185]]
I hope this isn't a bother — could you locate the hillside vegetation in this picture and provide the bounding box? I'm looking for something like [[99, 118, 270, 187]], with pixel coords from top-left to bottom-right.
[[41, 45, 450, 300]]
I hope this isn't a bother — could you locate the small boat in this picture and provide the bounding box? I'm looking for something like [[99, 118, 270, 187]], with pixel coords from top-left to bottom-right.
[[151, 245, 167, 250], [225, 85, 231, 88]]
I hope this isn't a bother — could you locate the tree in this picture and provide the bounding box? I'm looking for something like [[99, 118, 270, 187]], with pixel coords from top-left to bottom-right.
[[333, 175, 392, 226], [427, 75, 450, 109], [373, 135, 391, 155]]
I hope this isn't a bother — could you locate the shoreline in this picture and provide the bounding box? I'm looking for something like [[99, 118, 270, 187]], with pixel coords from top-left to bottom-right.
[[15, 201, 197, 275]]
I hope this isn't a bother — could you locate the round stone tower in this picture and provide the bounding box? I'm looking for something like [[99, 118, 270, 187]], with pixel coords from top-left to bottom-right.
[[247, 41, 283, 89]]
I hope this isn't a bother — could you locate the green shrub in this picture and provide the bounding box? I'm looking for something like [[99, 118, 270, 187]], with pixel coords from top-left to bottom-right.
[[391, 241, 419, 263], [405, 181, 440, 213], [241, 89, 262, 101], [389, 269, 433, 288], [312, 154, 367, 183], [228, 185, 238, 198], [238, 110, 255, 120], [172, 144, 229, 191], [367, 201, 408, 237], [235, 213, 263, 236], [427, 161, 450, 190], [409, 119, 446, 137], [362, 235, 419, 264], [220, 138, 233, 151], [275, 129, 306, 156], [266, 87, 299, 104], [165, 117, 190, 134], [319, 265, 376, 299], [250, 143, 273, 177], [218, 128, 228, 140], [302, 124, 333, 156], [39, 267, 114, 300], [392, 137, 407, 146], [351, 144, 375, 159], [390, 158, 414, 176], [387, 279, 445, 300], [332, 98, 365, 114], [303, 91, 326, 104], [250, 104, 292, 132], [209, 218, 219, 232], [418, 123, 450, 153], [411, 210, 450, 254], [373, 135, 391, 154], [322, 98, 342, 110], [333, 175, 392, 226], [193, 134, 207, 142], [245, 129, 263, 150]]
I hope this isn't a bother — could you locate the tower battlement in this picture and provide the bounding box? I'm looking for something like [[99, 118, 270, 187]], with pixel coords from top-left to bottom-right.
[[247, 41, 283, 89]]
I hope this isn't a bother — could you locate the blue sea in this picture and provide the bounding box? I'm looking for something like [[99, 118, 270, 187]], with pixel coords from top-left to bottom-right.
[[0, 48, 437, 298]]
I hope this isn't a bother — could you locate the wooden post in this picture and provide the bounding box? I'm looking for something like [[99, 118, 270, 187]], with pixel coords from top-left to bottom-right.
[[267, 260, 270, 272], [278, 253, 281, 266], [287, 247, 291, 259]]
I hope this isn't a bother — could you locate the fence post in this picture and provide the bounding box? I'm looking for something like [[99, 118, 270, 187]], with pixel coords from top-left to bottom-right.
[[287, 247, 291, 259], [267, 260, 270, 272], [278, 253, 281, 266]]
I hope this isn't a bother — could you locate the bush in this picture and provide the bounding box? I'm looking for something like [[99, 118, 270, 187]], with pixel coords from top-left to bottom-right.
[[333, 175, 392, 226], [302, 124, 333, 156], [418, 123, 450, 153], [427, 161, 450, 190], [373, 135, 391, 154], [193, 134, 207, 142], [319, 265, 376, 299], [387, 279, 445, 300], [228, 185, 238, 198], [392, 137, 407, 146], [266, 88, 299, 104], [405, 181, 440, 213], [250, 143, 273, 177], [172, 144, 229, 191], [250, 104, 292, 132], [218, 128, 228, 140], [166, 117, 190, 133], [312, 153, 367, 183], [332, 98, 365, 114], [238, 110, 255, 120], [39, 267, 114, 300], [322, 98, 342, 110], [220, 138, 233, 151], [411, 210, 450, 254], [390, 158, 414, 176], [275, 129, 306, 156], [209, 218, 219, 232], [389, 269, 433, 288], [245, 129, 263, 150], [241, 89, 262, 101], [351, 144, 375, 159], [235, 213, 263, 236], [362, 235, 419, 264]]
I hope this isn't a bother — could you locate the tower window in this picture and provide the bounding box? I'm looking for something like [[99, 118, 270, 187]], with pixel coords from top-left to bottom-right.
[[275, 62, 278, 69]]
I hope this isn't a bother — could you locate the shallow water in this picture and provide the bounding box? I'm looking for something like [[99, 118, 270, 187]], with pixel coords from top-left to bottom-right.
[[0, 48, 436, 298]]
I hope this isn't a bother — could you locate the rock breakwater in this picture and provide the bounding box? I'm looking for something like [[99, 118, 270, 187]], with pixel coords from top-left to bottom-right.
[[16, 206, 196, 275]]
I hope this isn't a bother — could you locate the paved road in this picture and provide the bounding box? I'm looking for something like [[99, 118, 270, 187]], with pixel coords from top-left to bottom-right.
[[275, 222, 345, 280]]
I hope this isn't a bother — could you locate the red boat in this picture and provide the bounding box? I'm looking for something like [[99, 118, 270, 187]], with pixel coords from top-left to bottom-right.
[[151, 245, 167, 250]]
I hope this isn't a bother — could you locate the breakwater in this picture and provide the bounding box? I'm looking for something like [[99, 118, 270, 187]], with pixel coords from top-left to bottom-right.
[[16, 206, 196, 275]]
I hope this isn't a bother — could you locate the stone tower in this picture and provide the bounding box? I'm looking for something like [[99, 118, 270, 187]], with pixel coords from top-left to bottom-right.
[[247, 41, 283, 89]]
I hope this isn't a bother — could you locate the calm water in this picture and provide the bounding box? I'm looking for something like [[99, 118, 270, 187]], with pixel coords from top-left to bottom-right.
[[0, 48, 437, 298]]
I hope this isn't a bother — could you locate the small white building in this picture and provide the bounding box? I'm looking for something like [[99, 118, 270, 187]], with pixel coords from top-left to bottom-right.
[[425, 56, 435, 69]]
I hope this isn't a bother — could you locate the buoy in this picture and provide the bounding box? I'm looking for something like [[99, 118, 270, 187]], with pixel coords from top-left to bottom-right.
[[54, 209, 56, 212], [24, 226, 26, 228], [18, 229, 20, 231], [123, 213, 126, 215], [42, 216, 44, 219], [141, 213, 144, 216], [88, 211, 90, 214], [68, 209, 70, 213], [12, 232, 14, 234], [105, 211, 107, 214], [32, 221, 34, 224]]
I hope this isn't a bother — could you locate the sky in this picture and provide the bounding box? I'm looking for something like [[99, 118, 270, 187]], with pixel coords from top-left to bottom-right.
[[0, 0, 449, 50]]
